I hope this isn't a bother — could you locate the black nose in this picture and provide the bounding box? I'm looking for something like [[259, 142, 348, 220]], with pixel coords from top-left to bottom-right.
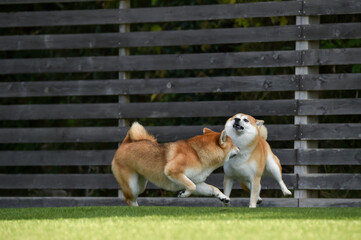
[[234, 118, 240, 123]]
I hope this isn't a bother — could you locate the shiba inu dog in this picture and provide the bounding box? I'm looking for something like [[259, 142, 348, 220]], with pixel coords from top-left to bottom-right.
[[223, 113, 292, 208], [112, 122, 239, 206]]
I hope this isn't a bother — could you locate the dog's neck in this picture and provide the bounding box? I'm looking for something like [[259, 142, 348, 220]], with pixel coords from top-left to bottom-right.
[[226, 128, 259, 153]]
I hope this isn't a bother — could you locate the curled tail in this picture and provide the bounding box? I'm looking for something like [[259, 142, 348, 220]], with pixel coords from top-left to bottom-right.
[[259, 125, 268, 140], [122, 122, 157, 144]]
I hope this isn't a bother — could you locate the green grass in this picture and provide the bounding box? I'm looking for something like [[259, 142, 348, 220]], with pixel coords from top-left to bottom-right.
[[0, 207, 360, 240]]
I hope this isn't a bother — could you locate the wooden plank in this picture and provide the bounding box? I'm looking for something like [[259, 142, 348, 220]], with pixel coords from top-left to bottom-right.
[[0, 1, 301, 28], [0, 173, 296, 190], [0, 125, 297, 143], [300, 124, 361, 140], [298, 99, 361, 116], [0, 150, 115, 166], [304, 0, 361, 16], [300, 74, 361, 91], [302, 48, 361, 66], [0, 127, 122, 143], [0, 25, 299, 51], [303, 23, 361, 41], [298, 174, 361, 190], [0, 149, 296, 166], [0, 51, 298, 75], [0, 197, 298, 208], [0, 0, 109, 3], [299, 199, 361, 208], [2, 23, 360, 51], [0, 75, 298, 98], [0, 100, 296, 120], [298, 149, 361, 165]]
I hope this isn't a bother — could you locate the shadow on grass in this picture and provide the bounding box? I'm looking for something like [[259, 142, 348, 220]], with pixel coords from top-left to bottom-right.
[[0, 206, 360, 221]]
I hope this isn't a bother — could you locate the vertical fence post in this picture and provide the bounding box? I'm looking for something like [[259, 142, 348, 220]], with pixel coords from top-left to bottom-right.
[[294, 12, 320, 202], [117, 0, 130, 199]]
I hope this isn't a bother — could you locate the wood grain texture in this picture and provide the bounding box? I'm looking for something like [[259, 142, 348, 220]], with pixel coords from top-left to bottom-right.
[[0, 75, 298, 98], [0, 1, 301, 27], [0, 125, 297, 143], [298, 174, 361, 190], [0, 51, 298, 74]]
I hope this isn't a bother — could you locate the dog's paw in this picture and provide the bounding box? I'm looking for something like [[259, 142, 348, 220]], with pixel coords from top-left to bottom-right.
[[257, 198, 263, 205], [283, 189, 292, 197], [219, 196, 230, 204], [178, 190, 191, 198]]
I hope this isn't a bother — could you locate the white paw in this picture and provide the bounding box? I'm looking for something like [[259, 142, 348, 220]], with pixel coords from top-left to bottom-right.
[[178, 190, 191, 198], [283, 189, 292, 197]]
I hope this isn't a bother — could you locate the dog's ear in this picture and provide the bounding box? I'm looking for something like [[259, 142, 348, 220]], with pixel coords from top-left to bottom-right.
[[256, 119, 264, 128], [219, 130, 228, 146], [203, 128, 216, 135]]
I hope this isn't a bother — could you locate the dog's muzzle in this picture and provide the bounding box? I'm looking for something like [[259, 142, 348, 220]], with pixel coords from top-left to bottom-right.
[[233, 122, 244, 131]]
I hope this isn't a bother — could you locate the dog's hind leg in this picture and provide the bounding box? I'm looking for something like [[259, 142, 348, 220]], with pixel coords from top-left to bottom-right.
[[179, 182, 230, 204], [164, 162, 196, 193], [265, 154, 292, 197], [111, 162, 139, 206]]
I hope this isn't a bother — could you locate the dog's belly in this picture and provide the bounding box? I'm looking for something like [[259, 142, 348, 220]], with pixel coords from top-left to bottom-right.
[[224, 153, 256, 182]]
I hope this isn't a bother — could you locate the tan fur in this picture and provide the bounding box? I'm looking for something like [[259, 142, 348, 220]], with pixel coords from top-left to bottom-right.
[[223, 113, 292, 208], [112, 122, 239, 206]]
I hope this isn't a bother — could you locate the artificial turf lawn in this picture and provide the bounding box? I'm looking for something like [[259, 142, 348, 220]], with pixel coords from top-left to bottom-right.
[[0, 207, 360, 240]]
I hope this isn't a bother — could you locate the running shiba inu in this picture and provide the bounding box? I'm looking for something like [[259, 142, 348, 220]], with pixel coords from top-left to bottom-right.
[[223, 113, 292, 208], [112, 122, 239, 206]]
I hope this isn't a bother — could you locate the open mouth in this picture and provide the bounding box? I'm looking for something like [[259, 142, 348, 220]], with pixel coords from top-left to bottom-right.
[[233, 123, 244, 131]]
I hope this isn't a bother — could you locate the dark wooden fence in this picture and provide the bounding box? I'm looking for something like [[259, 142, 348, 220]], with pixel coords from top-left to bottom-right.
[[0, 0, 360, 208]]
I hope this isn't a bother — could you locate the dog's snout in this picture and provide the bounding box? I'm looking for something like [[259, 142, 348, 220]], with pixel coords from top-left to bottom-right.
[[234, 118, 240, 123]]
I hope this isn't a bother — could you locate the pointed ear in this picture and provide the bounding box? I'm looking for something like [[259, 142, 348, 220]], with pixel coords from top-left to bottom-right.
[[256, 120, 264, 128], [203, 128, 216, 135], [219, 130, 228, 146]]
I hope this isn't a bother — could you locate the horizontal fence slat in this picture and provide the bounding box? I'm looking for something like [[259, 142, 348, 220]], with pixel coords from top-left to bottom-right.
[[303, 48, 361, 66], [0, 149, 295, 166], [1, 73, 359, 98], [2, 149, 359, 167], [0, 150, 115, 166], [298, 149, 361, 165], [300, 74, 361, 91], [0, 100, 296, 120], [2, 23, 361, 51], [0, 100, 297, 120], [1, 124, 358, 143], [0, 26, 299, 51], [0, 125, 297, 143], [298, 174, 361, 190], [0, 197, 300, 208], [0, 173, 296, 190], [0, 51, 298, 75], [2, 23, 360, 51], [298, 99, 361, 116], [0, 75, 298, 98], [300, 124, 361, 140], [304, 0, 361, 16], [303, 23, 361, 41], [2, 99, 359, 120], [1, 49, 359, 75], [0, 1, 301, 28], [299, 199, 361, 208], [0, 0, 109, 3], [0, 127, 122, 143]]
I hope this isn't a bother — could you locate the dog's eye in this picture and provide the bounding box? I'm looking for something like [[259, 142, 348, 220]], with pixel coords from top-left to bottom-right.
[[243, 119, 249, 123]]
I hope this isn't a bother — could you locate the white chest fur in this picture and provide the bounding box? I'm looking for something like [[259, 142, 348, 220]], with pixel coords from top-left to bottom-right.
[[223, 151, 257, 182], [185, 168, 215, 184]]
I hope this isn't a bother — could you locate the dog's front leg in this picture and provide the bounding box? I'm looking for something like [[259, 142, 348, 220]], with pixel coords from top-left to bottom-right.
[[249, 176, 261, 208]]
